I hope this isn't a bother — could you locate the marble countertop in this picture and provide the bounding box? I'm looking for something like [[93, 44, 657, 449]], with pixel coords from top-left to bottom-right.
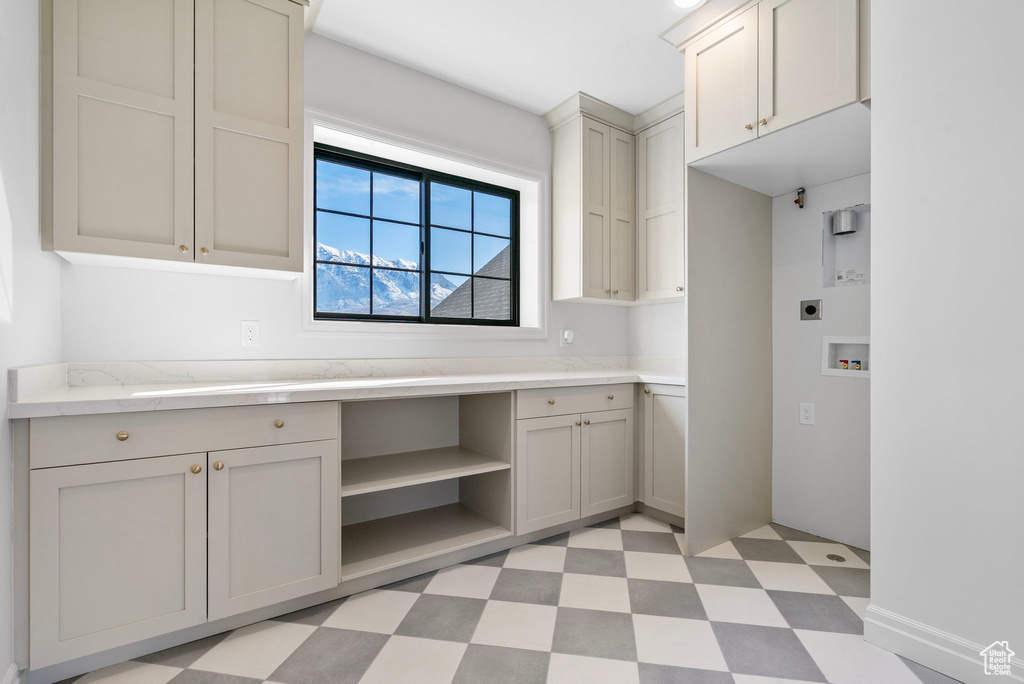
[[8, 358, 685, 418]]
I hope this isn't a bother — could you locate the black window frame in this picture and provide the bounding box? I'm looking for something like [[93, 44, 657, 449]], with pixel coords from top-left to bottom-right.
[[313, 143, 520, 327]]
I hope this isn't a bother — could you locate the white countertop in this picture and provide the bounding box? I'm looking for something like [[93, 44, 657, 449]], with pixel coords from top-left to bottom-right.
[[8, 360, 685, 418]]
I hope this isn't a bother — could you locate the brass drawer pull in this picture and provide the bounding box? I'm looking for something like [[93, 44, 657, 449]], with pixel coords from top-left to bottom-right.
[[190, 464, 202, 474], [608, 394, 614, 400], [547, 399, 555, 405], [644, 388, 651, 394], [213, 461, 224, 471], [116, 431, 129, 442], [575, 421, 581, 426], [583, 419, 591, 425], [274, 419, 285, 428]]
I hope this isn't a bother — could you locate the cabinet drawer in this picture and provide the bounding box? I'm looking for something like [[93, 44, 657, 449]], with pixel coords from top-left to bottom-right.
[[29, 402, 339, 469], [517, 385, 633, 419]]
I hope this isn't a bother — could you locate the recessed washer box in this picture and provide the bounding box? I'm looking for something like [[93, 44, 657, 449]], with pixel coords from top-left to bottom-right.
[[822, 336, 870, 378]]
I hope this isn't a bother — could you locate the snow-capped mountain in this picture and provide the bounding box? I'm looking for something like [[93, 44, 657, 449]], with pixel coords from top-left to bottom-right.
[[316, 243, 456, 315]]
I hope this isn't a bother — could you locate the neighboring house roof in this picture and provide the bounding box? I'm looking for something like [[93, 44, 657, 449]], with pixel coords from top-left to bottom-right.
[[431, 245, 510, 319]]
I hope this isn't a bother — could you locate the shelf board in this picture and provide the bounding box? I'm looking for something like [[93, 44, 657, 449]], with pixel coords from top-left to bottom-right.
[[340, 503, 511, 580], [341, 446, 510, 497]]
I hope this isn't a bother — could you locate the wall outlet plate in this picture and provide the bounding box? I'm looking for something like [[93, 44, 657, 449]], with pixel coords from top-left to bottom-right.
[[241, 320, 260, 347], [800, 299, 822, 321], [800, 403, 815, 425]]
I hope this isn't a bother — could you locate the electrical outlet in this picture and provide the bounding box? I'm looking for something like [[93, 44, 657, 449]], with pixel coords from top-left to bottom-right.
[[241, 320, 260, 347], [560, 330, 574, 347], [799, 403, 815, 425]]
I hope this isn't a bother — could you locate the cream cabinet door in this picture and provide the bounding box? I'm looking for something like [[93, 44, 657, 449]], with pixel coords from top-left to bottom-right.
[[610, 128, 636, 302], [580, 117, 612, 299], [516, 415, 581, 534], [581, 409, 634, 517], [643, 385, 687, 519], [51, 0, 195, 261], [208, 440, 339, 620], [637, 114, 685, 301], [29, 453, 207, 668], [194, 0, 304, 271], [684, 7, 759, 163], [757, 0, 859, 135]]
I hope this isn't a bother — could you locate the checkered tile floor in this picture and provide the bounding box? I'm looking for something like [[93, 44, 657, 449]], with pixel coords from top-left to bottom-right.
[[64, 514, 963, 684]]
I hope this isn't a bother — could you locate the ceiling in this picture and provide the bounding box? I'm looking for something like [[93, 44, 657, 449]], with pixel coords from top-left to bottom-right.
[[312, 0, 690, 116]]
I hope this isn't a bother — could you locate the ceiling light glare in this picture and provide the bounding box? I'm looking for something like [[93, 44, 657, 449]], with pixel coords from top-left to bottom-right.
[[674, 0, 707, 9]]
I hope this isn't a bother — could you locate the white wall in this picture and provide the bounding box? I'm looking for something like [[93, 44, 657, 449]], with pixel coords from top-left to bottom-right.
[[628, 302, 686, 359], [772, 173, 870, 550], [59, 35, 629, 362], [0, 0, 63, 676], [867, 2, 1024, 682]]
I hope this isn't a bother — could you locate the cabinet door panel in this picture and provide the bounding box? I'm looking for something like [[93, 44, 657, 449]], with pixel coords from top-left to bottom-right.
[[581, 409, 634, 516], [516, 415, 581, 534], [684, 7, 758, 162], [208, 440, 339, 620], [637, 114, 685, 300], [195, 0, 303, 271], [758, 0, 859, 134], [30, 453, 207, 667], [610, 130, 636, 301], [52, 0, 194, 260], [581, 118, 611, 299], [644, 387, 687, 519]]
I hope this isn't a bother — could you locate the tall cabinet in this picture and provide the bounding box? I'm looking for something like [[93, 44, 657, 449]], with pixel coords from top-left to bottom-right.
[[46, 0, 304, 272]]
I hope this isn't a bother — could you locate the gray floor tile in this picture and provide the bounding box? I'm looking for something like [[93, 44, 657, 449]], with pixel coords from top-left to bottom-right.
[[811, 566, 871, 598], [394, 594, 487, 642], [684, 558, 762, 588], [462, 550, 509, 567], [848, 545, 871, 566], [711, 622, 826, 682], [271, 598, 345, 626], [898, 656, 965, 684], [453, 644, 550, 684], [588, 517, 622, 529], [638, 663, 735, 684], [669, 524, 685, 534], [168, 671, 261, 684], [622, 530, 683, 555], [268, 627, 387, 684], [769, 523, 831, 543], [564, 547, 628, 577], [490, 568, 563, 606], [381, 570, 437, 593], [134, 632, 231, 669], [628, 579, 707, 620], [533, 531, 570, 547], [552, 607, 638, 661], [731, 538, 804, 564], [767, 590, 864, 634]]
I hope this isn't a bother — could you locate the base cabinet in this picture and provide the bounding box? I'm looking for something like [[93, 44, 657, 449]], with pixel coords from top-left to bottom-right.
[[643, 387, 687, 520], [29, 453, 208, 668], [516, 415, 581, 535], [581, 409, 634, 517]]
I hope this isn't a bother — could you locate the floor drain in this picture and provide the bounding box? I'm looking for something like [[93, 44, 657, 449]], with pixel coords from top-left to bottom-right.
[[826, 553, 846, 563]]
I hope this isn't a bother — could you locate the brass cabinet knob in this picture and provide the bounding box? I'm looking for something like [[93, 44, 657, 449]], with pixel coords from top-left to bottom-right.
[[190, 464, 202, 474], [200, 247, 209, 255], [608, 394, 614, 400], [274, 419, 285, 428], [605, 289, 611, 294], [676, 286, 683, 292], [575, 421, 581, 426], [547, 399, 555, 405], [644, 388, 651, 394], [745, 123, 754, 131], [213, 461, 224, 471], [179, 244, 189, 254], [612, 290, 619, 294], [759, 118, 768, 126], [583, 419, 591, 425], [116, 431, 129, 441]]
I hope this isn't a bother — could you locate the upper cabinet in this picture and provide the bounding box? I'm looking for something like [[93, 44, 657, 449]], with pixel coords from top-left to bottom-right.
[[47, 0, 304, 273], [637, 113, 686, 301], [684, 0, 860, 163]]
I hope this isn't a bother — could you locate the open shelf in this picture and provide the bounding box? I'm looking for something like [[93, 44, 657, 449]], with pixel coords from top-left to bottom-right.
[[341, 446, 511, 497], [340, 503, 511, 580]]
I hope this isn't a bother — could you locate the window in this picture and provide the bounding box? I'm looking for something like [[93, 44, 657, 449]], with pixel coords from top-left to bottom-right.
[[314, 144, 519, 326]]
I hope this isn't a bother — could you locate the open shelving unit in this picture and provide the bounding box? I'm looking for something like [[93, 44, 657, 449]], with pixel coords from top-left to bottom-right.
[[339, 393, 514, 581]]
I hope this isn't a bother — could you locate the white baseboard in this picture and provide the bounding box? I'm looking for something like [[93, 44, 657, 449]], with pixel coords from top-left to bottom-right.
[[2, 664, 22, 684], [865, 604, 1023, 684]]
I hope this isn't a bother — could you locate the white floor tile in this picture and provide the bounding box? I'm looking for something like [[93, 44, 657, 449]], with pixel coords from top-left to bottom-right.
[[732, 675, 827, 684], [624, 551, 692, 582], [696, 540, 743, 560], [840, 596, 870, 620], [471, 599, 558, 651], [632, 614, 729, 671], [795, 630, 923, 684], [742, 525, 783, 540], [695, 584, 789, 627], [191, 620, 316, 680], [320, 589, 418, 634], [359, 635, 467, 684], [74, 661, 182, 684], [423, 563, 501, 599], [504, 543, 567, 572], [786, 541, 871, 569], [746, 561, 834, 594], [547, 653, 640, 684], [567, 526, 624, 550], [619, 514, 672, 533], [559, 573, 632, 613]]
